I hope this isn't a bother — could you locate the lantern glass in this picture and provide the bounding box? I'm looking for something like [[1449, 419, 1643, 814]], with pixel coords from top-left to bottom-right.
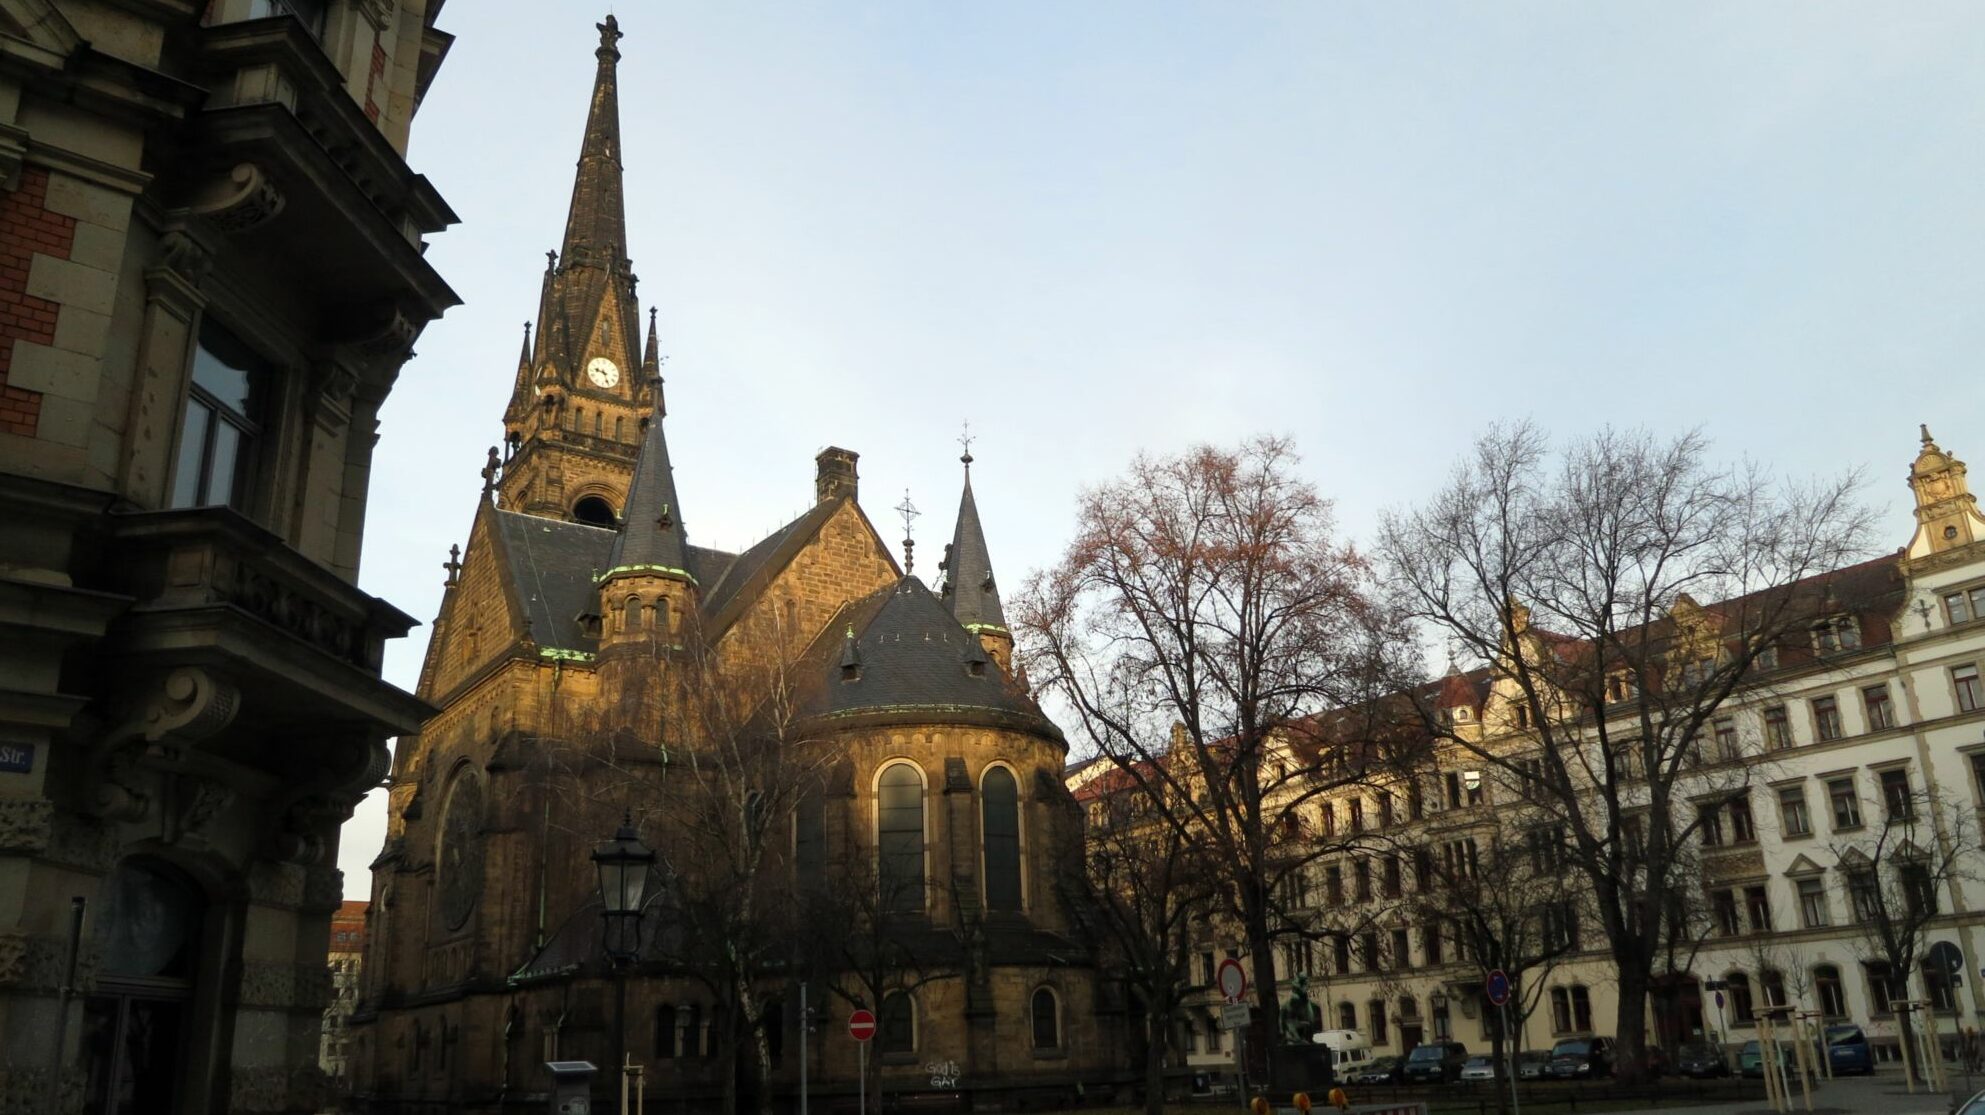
[[591, 818, 654, 915]]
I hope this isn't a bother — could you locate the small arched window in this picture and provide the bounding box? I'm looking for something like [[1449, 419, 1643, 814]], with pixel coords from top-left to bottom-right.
[[653, 596, 671, 637], [1031, 987, 1060, 1050], [615, 415, 624, 440], [655, 1003, 676, 1058], [877, 764, 925, 914], [1726, 972, 1755, 1023], [1814, 965, 1846, 1018], [982, 766, 1021, 911], [624, 596, 644, 632], [880, 991, 915, 1055], [1337, 1001, 1356, 1031]]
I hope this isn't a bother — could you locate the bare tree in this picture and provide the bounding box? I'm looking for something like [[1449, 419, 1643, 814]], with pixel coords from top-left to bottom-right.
[[1018, 437, 1419, 1083], [627, 618, 832, 1115], [1080, 772, 1221, 1115], [1400, 812, 1585, 1111], [1376, 422, 1873, 1082], [1831, 783, 1980, 1073]]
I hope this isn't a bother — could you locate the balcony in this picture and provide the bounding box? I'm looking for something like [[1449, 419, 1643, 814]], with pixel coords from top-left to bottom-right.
[[87, 505, 431, 758]]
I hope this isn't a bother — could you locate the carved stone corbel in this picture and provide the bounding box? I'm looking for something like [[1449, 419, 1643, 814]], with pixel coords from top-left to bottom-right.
[[86, 668, 242, 820], [189, 162, 286, 233]]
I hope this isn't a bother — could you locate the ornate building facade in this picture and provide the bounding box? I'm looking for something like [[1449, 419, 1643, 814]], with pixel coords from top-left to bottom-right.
[[1150, 429, 1985, 1080], [0, 2, 456, 1113], [348, 16, 1121, 1112]]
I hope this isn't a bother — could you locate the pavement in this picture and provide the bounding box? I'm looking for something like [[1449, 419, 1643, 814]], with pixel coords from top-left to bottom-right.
[[1603, 1070, 1972, 1115]]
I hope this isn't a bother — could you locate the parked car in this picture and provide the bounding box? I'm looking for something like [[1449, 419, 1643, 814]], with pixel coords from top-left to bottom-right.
[[1516, 1051, 1552, 1080], [1739, 1039, 1795, 1078], [1459, 1054, 1500, 1082], [1346, 1056, 1404, 1085], [1825, 1024, 1874, 1075], [1543, 1037, 1614, 1079], [1956, 1086, 1985, 1115], [1676, 1041, 1730, 1078], [1403, 1041, 1470, 1084]]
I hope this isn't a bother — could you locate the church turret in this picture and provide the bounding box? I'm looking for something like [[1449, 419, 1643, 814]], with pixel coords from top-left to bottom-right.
[[1906, 425, 1985, 562], [939, 440, 1011, 670], [498, 15, 648, 526], [597, 380, 696, 668]]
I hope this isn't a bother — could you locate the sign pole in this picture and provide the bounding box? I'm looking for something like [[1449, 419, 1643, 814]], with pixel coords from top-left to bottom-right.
[[1504, 1000, 1521, 1115], [860, 1040, 867, 1115], [799, 982, 809, 1115]]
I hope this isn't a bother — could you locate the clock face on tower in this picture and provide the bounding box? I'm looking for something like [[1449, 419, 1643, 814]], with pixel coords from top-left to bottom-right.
[[586, 356, 620, 388]]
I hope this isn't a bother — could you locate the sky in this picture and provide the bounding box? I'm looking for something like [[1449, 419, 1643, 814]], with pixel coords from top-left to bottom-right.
[[341, 1, 1985, 896]]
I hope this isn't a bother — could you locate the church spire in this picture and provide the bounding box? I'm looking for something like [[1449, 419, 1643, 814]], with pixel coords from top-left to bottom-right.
[[605, 381, 690, 579], [560, 15, 628, 271], [1906, 425, 1984, 560], [643, 307, 661, 384], [940, 429, 1010, 669]]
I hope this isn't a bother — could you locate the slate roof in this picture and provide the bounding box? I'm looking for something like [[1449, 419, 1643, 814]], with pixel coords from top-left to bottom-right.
[[939, 466, 1006, 631], [606, 399, 690, 576], [795, 576, 1061, 741], [493, 510, 615, 652]]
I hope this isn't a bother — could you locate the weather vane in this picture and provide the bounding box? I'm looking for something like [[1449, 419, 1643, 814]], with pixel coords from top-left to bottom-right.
[[958, 420, 975, 468], [895, 489, 920, 574]]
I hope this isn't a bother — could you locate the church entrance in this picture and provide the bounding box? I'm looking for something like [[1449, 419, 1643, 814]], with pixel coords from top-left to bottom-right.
[[80, 860, 205, 1115]]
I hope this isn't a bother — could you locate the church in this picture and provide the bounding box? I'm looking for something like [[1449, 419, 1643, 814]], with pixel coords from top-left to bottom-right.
[[347, 16, 1123, 1112]]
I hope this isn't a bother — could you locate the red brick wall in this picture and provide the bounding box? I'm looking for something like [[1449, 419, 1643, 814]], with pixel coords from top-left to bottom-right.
[[0, 167, 77, 437]]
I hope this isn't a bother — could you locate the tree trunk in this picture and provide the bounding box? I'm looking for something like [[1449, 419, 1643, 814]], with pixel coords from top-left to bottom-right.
[[1144, 1003, 1168, 1115], [1244, 912, 1280, 1090], [1613, 964, 1652, 1085]]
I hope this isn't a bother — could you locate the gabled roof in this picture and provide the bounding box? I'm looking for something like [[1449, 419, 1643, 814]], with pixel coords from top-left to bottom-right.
[[494, 510, 615, 652], [794, 576, 1060, 741], [699, 499, 842, 633]]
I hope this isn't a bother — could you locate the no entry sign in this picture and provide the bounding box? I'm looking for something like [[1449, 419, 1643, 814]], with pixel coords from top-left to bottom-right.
[[848, 1008, 877, 1042], [1485, 969, 1511, 1008]]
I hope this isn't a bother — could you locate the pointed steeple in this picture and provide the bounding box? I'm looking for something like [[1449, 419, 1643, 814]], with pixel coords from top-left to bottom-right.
[[642, 307, 661, 385], [940, 440, 1007, 635], [517, 321, 533, 369], [561, 15, 628, 270], [1906, 425, 1984, 560], [605, 381, 690, 579]]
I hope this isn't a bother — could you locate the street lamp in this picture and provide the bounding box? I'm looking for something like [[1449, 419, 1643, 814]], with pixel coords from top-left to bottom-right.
[[594, 813, 655, 1114]]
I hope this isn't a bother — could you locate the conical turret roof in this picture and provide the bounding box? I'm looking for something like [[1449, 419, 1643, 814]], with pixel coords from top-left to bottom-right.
[[560, 15, 628, 270], [605, 388, 689, 578], [940, 455, 1006, 631]]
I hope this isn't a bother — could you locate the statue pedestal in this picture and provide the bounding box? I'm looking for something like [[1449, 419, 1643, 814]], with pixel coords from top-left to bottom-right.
[[1269, 1041, 1333, 1093]]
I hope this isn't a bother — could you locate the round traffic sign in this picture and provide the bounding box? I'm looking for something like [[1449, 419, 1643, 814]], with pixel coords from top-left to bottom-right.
[[1485, 968, 1511, 1007], [848, 1008, 877, 1042], [1216, 957, 1249, 1004], [1714, 991, 1725, 1009]]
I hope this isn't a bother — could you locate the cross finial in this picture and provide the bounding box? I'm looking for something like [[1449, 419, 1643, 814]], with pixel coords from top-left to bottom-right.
[[443, 544, 463, 588], [545, 250, 557, 273], [895, 489, 921, 574], [481, 446, 501, 499], [958, 420, 975, 469]]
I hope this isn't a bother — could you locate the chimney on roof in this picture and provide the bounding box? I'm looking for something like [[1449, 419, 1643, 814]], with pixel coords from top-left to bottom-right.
[[816, 447, 859, 504], [1169, 721, 1188, 753]]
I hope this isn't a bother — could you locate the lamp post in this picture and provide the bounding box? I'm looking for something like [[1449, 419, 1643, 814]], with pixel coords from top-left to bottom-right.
[[594, 813, 655, 1115]]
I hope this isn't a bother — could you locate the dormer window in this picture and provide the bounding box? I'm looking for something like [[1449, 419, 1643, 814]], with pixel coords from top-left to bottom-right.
[[1812, 616, 1860, 654], [1454, 707, 1471, 723], [1604, 673, 1639, 704]]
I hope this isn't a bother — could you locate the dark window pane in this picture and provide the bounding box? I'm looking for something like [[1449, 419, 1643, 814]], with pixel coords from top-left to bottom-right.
[[171, 401, 212, 507], [1031, 988, 1058, 1049], [982, 767, 1021, 911], [207, 421, 242, 508], [878, 765, 924, 913], [880, 992, 914, 1054]]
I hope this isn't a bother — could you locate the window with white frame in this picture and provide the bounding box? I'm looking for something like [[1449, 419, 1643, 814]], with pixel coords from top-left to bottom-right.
[[1863, 684, 1896, 730], [1777, 785, 1811, 838], [1955, 664, 1984, 714]]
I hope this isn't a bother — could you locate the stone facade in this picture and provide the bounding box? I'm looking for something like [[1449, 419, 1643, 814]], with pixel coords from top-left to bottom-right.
[[348, 13, 1122, 1113], [0, 2, 455, 1112]]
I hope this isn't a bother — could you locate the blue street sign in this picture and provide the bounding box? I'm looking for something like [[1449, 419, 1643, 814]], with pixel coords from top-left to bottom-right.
[[1485, 969, 1511, 1007], [0, 744, 31, 774]]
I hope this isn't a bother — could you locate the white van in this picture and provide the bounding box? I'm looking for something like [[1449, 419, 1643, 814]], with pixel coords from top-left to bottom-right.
[[1312, 1028, 1374, 1076]]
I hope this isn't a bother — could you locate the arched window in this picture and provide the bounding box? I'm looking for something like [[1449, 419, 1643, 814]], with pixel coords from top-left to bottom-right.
[[1031, 987, 1061, 1050], [880, 991, 915, 1055], [83, 859, 206, 1104], [1814, 965, 1846, 1018], [1925, 941, 1964, 1011], [653, 596, 671, 637], [1726, 972, 1755, 1023], [1337, 1001, 1356, 1031], [1761, 969, 1787, 1010], [624, 596, 643, 632], [877, 763, 925, 914], [655, 1003, 676, 1058], [982, 765, 1022, 911], [615, 416, 624, 440]]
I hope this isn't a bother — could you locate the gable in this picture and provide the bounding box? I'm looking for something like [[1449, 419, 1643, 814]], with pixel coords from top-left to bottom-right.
[[707, 496, 899, 647], [418, 504, 526, 702]]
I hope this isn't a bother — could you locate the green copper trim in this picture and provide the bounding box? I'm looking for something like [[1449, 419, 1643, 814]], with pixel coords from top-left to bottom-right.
[[538, 647, 596, 663], [596, 564, 698, 585], [963, 623, 1010, 635]]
